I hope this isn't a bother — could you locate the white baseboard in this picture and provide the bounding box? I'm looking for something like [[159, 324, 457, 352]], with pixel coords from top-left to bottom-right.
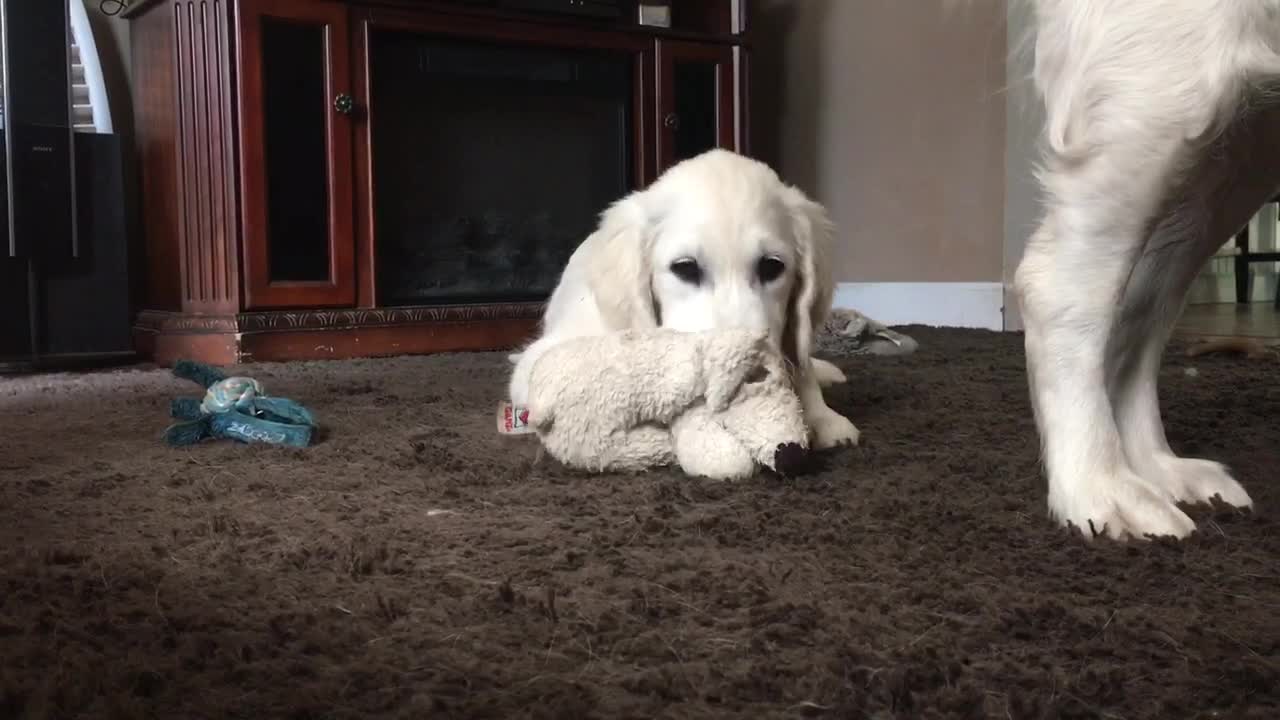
[[832, 282, 1006, 331]]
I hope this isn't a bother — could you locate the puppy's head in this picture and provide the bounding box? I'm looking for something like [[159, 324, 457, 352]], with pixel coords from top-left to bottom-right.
[[581, 149, 834, 371]]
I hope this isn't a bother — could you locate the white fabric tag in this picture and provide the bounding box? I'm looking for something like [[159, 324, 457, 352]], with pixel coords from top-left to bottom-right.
[[495, 401, 536, 436]]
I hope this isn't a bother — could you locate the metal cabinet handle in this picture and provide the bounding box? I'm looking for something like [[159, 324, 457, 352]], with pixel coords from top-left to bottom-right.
[[334, 93, 355, 115]]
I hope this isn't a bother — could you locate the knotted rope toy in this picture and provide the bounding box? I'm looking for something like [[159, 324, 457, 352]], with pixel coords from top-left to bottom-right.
[[162, 360, 317, 447]]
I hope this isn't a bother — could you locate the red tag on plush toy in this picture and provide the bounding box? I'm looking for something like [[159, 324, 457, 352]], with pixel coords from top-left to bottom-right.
[[495, 401, 536, 435]]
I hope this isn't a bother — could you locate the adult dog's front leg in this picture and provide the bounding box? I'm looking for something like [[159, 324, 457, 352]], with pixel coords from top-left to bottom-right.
[[1112, 338, 1253, 512], [797, 364, 859, 449], [1018, 217, 1196, 541], [1109, 238, 1254, 515]]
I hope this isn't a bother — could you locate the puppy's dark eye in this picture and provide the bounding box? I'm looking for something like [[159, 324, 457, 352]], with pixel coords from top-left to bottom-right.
[[670, 258, 703, 285], [757, 256, 786, 284]]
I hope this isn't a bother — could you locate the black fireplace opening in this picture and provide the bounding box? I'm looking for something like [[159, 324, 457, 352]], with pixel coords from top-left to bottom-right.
[[370, 30, 635, 306]]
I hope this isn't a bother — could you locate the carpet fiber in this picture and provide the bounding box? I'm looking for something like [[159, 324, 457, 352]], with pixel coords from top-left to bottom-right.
[[1, 328, 1277, 719]]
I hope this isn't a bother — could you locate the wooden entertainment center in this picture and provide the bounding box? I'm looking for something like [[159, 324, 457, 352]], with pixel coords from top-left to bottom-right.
[[125, 0, 749, 365]]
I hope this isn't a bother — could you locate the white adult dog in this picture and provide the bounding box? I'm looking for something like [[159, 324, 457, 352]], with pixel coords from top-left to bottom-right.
[[508, 149, 859, 451], [1015, 0, 1279, 539]]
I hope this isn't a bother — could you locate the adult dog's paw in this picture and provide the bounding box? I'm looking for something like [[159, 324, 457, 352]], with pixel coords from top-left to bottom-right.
[[1051, 468, 1196, 541], [1150, 456, 1253, 509]]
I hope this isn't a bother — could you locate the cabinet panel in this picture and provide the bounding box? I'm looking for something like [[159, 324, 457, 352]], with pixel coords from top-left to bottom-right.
[[239, 0, 355, 308], [656, 39, 735, 173]]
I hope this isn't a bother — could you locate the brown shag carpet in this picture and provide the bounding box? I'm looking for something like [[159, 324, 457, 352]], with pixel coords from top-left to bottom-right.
[[1, 327, 1277, 719]]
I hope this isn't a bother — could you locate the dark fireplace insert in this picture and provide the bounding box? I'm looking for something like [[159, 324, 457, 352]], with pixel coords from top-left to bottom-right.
[[370, 30, 635, 306]]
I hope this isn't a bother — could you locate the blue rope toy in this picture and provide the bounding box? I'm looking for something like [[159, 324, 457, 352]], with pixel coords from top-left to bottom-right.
[[163, 360, 317, 448]]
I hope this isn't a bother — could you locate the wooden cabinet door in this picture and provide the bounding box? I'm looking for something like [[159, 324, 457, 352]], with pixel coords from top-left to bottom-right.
[[655, 39, 737, 174], [238, 0, 355, 309]]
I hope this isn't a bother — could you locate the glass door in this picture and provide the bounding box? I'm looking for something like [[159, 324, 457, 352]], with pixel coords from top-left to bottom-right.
[[239, 0, 355, 308], [655, 39, 736, 173]]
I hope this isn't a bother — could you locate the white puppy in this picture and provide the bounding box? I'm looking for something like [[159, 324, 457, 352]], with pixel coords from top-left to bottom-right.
[[508, 149, 859, 450], [1015, 0, 1280, 539]]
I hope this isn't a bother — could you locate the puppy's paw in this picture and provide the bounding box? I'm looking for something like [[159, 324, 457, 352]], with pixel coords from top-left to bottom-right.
[[811, 358, 847, 387], [809, 410, 859, 449], [1152, 456, 1253, 509], [1052, 468, 1196, 541]]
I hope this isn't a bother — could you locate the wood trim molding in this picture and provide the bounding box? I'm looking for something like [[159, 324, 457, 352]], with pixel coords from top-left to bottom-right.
[[137, 302, 544, 333], [129, 0, 752, 46], [237, 302, 545, 332], [135, 310, 241, 334], [134, 302, 545, 364]]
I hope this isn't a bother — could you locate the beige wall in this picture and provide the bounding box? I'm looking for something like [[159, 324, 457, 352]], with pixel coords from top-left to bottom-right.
[[751, 0, 1008, 284]]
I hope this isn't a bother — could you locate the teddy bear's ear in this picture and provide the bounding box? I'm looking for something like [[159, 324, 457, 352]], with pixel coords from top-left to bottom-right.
[[701, 330, 768, 411]]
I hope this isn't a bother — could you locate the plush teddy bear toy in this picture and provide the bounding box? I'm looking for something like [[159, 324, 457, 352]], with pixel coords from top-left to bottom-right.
[[525, 328, 814, 480]]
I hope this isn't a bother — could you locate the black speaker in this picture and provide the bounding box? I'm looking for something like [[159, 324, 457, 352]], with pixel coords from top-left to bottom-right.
[[2, 0, 77, 260], [0, 0, 135, 370]]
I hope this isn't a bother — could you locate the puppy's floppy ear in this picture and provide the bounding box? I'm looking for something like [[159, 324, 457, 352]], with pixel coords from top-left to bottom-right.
[[781, 186, 835, 371], [581, 194, 659, 329]]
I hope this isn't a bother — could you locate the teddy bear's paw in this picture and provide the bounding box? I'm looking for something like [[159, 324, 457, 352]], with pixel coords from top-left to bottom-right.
[[810, 411, 860, 449], [680, 448, 757, 481], [772, 442, 823, 478]]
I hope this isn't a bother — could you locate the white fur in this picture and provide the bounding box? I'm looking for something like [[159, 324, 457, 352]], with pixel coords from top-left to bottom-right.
[[1015, 0, 1280, 539], [526, 328, 809, 479], [509, 149, 859, 450]]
